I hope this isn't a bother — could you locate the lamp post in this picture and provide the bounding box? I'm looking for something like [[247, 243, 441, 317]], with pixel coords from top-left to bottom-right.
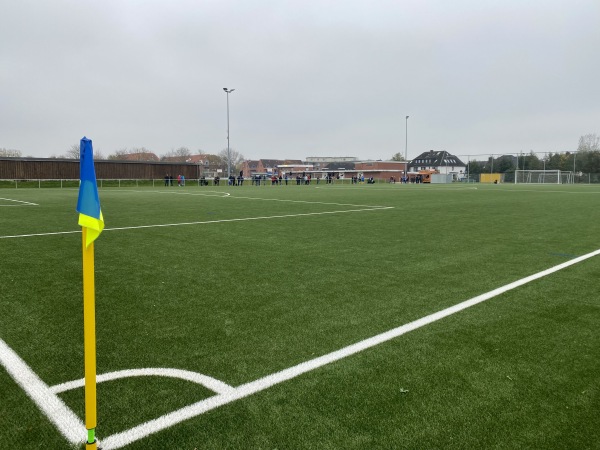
[[405, 115, 409, 178], [223, 88, 235, 178]]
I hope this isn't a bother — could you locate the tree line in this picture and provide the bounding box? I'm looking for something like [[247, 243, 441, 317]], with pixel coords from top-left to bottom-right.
[[388, 134, 600, 174], [468, 134, 600, 175], [0, 146, 245, 174]]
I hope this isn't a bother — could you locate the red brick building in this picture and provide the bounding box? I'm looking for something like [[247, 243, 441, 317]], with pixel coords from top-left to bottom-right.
[[241, 159, 305, 177], [353, 161, 407, 181]]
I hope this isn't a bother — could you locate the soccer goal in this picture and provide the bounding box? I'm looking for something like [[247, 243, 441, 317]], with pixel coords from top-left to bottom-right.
[[514, 170, 574, 184]]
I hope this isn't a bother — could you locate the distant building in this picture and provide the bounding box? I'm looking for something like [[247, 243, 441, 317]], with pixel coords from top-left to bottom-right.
[[241, 160, 260, 177], [186, 154, 221, 178], [409, 150, 466, 180], [354, 160, 407, 181], [305, 156, 358, 169], [241, 159, 307, 177], [305, 156, 358, 162], [160, 154, 223, 177]]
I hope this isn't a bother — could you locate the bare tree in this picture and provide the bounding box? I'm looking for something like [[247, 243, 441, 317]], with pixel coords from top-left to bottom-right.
[[107, 147, 158, 161], [161, 147, 192, 162], [578, 133, 600, 153], [0, 148, 22, 157], [107, 148, 130, 160], [59, 143, 104, 160], [63, 144, 81, 159], [391, 152, 404, 161], [219, 148, 245, 173]]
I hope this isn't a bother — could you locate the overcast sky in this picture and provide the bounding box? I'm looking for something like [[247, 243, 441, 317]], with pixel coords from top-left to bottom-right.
[[1, 0, 599, 161]]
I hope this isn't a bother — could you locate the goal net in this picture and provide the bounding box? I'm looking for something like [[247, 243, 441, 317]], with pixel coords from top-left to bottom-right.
[[514, 170, 574, 184]]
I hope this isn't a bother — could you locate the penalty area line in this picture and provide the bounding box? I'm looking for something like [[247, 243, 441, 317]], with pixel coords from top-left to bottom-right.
[[99, 246, 600, 450]]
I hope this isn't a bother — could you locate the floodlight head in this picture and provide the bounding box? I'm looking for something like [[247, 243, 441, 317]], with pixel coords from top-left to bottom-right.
[[406, 115, 409, 119], [223, 88, 227, 91]]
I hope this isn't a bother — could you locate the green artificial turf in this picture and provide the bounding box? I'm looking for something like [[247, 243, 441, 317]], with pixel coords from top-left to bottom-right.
[[1, 183, 599, 449]]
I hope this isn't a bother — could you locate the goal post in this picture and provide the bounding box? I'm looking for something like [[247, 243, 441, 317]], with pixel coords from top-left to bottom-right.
[[514, 170, 573, 184]]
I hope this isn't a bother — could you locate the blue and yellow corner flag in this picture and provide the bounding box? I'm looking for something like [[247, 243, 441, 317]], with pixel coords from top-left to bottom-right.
[[76, 137, 104, 247]]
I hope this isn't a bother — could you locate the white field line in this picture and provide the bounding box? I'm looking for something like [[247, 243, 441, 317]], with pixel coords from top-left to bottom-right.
[[132, 189, 389, 209], [0, 339, 86, 446], [51, 368, 235, 396], [0, 206, 392, 240], [313, 185, 479, 191], [494, 188, 600, 195], [0, 197, 39, 206], [99, 246, 600, 450], [123, 190, 231, 198]]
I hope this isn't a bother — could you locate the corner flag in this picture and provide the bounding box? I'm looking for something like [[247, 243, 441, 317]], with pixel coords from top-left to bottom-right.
[[77, 137, 104, 248], [77, 137, 101, 449]]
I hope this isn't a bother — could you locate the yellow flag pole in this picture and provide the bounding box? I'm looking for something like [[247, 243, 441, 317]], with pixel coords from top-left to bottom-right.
[[82, 228, 98, 449]]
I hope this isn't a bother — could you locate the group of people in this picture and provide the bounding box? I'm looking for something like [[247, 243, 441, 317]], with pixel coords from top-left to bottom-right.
[[164, 171, 400, 187], [228, 174, 244, 186], [164, 174, 185, 186]]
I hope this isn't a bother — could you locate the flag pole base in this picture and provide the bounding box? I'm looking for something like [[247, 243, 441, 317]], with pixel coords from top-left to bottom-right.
[[86, 428, 97, 449]]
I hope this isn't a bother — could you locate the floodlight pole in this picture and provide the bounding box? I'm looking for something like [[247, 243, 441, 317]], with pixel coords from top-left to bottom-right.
[[405, 115, 409, 179], [223, 88, 235, 178], [467, 156, 470, 183], [405, 116, 409, 161]]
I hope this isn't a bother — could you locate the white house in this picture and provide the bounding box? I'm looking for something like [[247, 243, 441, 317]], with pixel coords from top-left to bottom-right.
[[409, 150, 466, 180]]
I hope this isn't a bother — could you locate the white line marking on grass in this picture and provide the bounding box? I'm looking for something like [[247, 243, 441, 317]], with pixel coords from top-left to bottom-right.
[[0, 197, 39, 206], [99, 247, 600, 450], [136, 189, 387, 208], [0, 230, 82, 239], [0, 207, 392, 239], [315, 186, 478, 192], [0, 339, 86, 447], [495, 188, 600, 195], [230, 194, 385, 208], [127, 189, 231, 198], [103, 207, 392, 232], [50, 368, 235, 395]]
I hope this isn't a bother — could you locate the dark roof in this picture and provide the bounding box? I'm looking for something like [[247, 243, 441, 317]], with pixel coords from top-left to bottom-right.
[[260, 159, 284, 167], [410, 150, 465, 167]]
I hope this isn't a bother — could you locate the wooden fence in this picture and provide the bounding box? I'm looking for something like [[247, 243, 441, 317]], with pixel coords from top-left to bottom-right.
[[0, 157, 204, 180]]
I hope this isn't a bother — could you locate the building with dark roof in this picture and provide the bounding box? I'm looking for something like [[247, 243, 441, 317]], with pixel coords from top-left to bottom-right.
[[409, 150, 466, 180]]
